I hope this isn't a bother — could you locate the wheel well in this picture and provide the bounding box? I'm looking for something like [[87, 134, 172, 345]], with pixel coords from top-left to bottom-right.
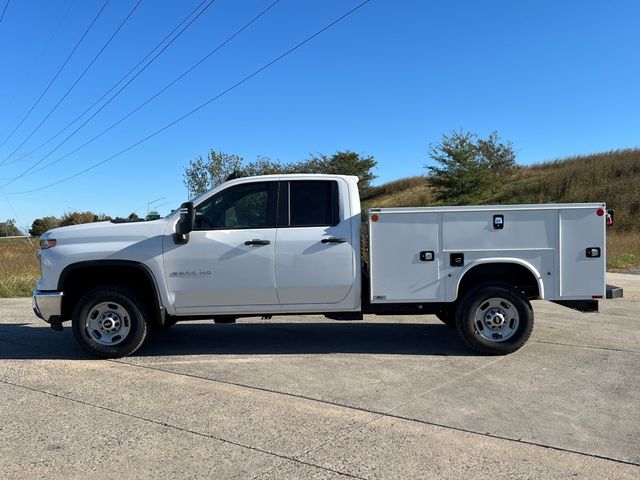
[[60, 263, 161, 323], [457, 263, 540, 300]]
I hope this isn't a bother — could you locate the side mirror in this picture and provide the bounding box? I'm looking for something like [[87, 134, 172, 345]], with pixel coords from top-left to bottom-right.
[[175, 202, 194, 244]]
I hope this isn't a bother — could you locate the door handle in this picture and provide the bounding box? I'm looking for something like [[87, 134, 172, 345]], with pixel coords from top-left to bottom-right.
[[321, 237, 346, 244], [245, 239, 271, 246]]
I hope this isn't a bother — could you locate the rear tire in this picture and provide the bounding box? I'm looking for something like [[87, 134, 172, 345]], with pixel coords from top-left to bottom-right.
[[456, 282, 533, 355], [72, 285, 150, 358]]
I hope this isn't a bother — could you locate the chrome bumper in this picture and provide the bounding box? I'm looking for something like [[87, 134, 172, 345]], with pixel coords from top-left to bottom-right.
[[32, 289, 63, 323]]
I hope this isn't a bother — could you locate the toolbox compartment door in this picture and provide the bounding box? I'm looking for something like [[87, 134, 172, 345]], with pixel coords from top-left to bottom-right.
[[559, 208, 606, 298], [368, 212, 442, 303]]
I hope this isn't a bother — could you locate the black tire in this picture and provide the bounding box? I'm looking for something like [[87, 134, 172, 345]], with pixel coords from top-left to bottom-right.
[[213, 316, 236, 324], [456, 282, 534, 355], [435, 309, 456, 328], [72, 285, 150, 358]]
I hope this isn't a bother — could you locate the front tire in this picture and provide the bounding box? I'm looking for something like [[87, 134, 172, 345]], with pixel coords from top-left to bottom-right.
[[456, 282, 534, 355], [72, 286, 150, 358]]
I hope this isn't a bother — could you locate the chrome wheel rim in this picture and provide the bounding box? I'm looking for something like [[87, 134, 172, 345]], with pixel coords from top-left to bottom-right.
[[84, 302, 131, 346], [474, 297, 519, 342]]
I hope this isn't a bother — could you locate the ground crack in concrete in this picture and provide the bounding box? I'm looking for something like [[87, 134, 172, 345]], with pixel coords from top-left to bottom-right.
[[111, 359, 640, 469], [0, 378, 365, 480]]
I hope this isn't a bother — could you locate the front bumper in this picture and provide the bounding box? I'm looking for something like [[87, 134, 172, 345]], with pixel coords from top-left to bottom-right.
[[32, 289, 63, 323]]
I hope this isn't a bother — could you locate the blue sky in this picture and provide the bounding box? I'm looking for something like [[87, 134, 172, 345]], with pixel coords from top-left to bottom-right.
[[0, 0, 638, 231]]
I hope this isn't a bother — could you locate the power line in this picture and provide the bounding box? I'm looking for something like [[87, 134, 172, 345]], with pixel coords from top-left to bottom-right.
[[1, 189, 30, 240], [0, 0, 10, 25], [0, 0, 143, 165], [0, 0, 76, 128], [1, 0, 277, 186], [2, 0, 212, 168], [0, 0, 110, 150], [7, 0, 372, 195]]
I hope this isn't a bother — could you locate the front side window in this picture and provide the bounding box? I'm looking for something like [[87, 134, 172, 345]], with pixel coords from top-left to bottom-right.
[[194, 182, 277, 230], [289, 181, 339, 227]]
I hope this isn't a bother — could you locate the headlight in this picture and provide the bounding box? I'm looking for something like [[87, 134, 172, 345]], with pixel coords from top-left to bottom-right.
[[39, 238, 57, 249]]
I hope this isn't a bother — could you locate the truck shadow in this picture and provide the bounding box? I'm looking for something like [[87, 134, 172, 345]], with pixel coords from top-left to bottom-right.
[[0, 321, 474, 360]]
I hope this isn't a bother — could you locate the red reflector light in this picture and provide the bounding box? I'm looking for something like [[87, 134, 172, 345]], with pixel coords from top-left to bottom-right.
[[596, 208, 604, 216], [371, 214, 379, 222], [592, 295, 603, 299]]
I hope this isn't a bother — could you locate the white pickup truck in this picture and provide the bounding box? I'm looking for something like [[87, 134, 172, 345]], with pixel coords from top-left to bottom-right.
[[33, 174, 617, 358]]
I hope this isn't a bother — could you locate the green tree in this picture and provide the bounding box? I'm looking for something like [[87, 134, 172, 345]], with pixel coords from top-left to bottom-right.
[[300, 151, 377, 189], [111, 212, 142, 224], [185, 149, 378, 196], [0, 219, 22, 237], [59, 211, 97, 227], [29, 216, 61, 237], [426, 131, 516, 204], [94, 213, 112, 222], [183, 150, 243, 196], [242, 155, 285, 176]]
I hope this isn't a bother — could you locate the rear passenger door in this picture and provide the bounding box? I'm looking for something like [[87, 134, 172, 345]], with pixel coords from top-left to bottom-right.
[[275, 179, 356, 305]]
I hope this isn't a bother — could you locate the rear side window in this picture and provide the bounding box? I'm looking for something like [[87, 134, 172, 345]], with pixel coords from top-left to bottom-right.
[[289, 181, 339, 227]]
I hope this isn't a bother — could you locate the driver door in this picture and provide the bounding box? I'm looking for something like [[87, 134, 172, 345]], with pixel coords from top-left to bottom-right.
[[163, 181, 279, 314]]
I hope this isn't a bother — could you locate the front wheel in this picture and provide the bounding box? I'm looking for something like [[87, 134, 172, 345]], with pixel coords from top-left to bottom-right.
[[456, 282, 534, 355], [72, 286, 150, 358]]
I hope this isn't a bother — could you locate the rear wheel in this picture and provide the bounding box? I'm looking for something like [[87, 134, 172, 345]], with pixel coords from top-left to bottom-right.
[[456, 282, 533, 355], [72, 286, 150, 358]]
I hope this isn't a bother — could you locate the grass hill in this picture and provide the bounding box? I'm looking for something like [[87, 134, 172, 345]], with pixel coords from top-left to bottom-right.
[[363, 148, 640, 269]]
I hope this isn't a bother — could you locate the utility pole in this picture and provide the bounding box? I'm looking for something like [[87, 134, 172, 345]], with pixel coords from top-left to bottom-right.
[[147, 197, 166, 215]]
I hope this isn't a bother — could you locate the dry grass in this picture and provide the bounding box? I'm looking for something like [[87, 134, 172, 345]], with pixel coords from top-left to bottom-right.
[[0, 238, 39, 298], [607, 231, 640, 270], [495, 148, 640, 231], [361, 176, 433, 208]]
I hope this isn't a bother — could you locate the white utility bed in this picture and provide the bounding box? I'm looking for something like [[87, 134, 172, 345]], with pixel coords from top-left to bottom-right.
[[364, 203, 607, 304]]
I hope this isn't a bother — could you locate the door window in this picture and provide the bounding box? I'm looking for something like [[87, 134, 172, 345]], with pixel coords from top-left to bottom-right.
[[288, 180, 339, 227], [194, 182, 277, 230]]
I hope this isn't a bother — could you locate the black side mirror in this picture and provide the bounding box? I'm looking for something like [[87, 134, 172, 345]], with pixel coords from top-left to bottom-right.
[[175, 201, 194, 244]]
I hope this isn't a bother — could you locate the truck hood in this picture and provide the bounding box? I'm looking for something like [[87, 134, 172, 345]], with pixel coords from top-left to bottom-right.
[[40, 219, 172, 269], [42, 219, 170, 244]]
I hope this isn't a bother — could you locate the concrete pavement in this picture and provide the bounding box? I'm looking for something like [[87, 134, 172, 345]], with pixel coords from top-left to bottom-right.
[[0, 274, 639, 479]]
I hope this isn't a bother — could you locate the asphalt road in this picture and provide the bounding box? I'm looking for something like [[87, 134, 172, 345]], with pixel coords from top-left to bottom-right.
[[1, 274, 639, 479]]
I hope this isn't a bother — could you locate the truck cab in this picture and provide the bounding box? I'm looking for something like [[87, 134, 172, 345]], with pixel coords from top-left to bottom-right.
[[34, 175, 363, 357], [165, 175, 362, 315]]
